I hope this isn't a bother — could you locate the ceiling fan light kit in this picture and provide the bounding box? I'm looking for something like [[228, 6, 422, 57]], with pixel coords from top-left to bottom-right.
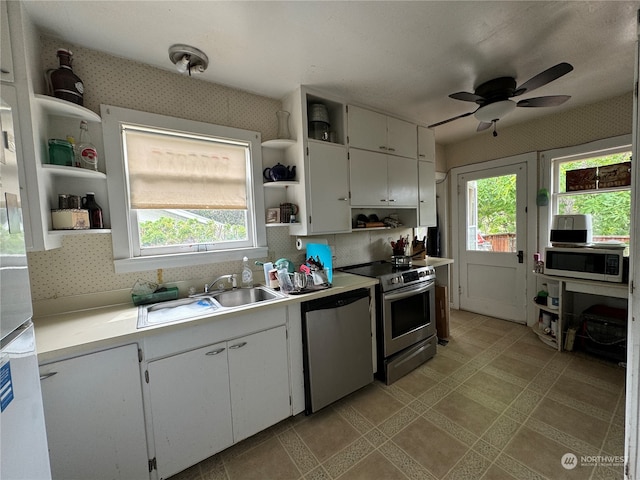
[[429, 62, 574, 136]]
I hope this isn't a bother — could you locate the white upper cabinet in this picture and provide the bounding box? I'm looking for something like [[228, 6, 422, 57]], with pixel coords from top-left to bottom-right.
[[350, 149, 418, 207], [1, 1, 14, 82], [418, 160, 437, 227], [418, 126, 436, 162], [347, 105, 417, 159], [306, 141, 351, 233]]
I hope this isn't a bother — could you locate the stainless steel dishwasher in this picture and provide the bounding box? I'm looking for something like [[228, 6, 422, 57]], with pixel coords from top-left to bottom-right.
[[301, 288, 373, 414]]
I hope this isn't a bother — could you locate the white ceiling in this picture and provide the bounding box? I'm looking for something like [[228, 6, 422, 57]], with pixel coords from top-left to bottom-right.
[[22, 1, 639, 144]]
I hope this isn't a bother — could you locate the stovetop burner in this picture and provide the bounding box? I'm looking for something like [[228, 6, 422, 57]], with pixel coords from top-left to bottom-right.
[[340, 260, 435, 292]]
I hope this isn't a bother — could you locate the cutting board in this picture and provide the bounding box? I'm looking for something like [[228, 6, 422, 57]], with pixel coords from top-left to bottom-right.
[[306, 243, 333, 284]]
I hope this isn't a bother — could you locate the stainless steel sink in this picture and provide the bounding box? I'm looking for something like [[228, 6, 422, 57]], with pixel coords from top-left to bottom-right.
[[137, 286, 285, 329], [210, 286, 283, 308]]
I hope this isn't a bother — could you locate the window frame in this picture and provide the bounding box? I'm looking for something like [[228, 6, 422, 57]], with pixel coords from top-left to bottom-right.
[[101, 105, 267, 273], [539, 134, 632, 249]]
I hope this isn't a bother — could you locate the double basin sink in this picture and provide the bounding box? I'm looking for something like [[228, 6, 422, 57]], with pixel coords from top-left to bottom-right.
[[137, 286, 286, 329]]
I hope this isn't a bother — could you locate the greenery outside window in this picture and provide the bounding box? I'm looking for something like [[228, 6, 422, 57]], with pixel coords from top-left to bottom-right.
[[552, 147, 632, 253], [102, 106, 267, 273]]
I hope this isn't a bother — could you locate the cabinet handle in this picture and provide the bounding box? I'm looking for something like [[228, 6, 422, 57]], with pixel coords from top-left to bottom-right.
[[205, 348, 226, 356], [229, 342, 247, 350], [388, 199, 396, 202], [380, 199, 387, 202], [338, 197, 349, 201], [388, 147, 395, 152], [379, 146, 387, 150], [420, 200, 425, 203], [419, 154, 426, 158], [40, 372, 58, 381]]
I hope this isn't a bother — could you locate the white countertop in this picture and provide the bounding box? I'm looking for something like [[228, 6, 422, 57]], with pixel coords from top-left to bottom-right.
[[33, 272, 378, 363], [413, 257, 454, 268]]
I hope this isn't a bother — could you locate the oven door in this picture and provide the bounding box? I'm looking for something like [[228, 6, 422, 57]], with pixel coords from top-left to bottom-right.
[[381, 280, 436, 357]]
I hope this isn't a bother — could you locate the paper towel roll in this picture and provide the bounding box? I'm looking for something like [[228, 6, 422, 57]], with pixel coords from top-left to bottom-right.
[[296, 237, 328, 250]]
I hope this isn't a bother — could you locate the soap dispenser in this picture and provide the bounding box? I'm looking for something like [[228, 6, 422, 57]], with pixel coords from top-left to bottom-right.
[[241, 257, 253, 288]]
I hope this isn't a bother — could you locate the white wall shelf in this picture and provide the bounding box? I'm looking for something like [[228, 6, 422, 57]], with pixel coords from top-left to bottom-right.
[[261, 139, 296, 149], [34, 94, 101, 123], [42, 164, 107, 180]]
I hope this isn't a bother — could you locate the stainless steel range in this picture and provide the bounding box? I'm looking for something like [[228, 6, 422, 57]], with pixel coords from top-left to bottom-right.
[[340, 261, 437, 384]]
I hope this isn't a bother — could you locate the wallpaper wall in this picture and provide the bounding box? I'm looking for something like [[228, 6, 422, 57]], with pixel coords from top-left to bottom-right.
[[26, 34, 634, 309], [27, 35, 412, 305]]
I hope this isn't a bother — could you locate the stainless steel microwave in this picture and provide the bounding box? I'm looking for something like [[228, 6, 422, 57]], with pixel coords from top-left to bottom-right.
[[544, 247, 624, 283]]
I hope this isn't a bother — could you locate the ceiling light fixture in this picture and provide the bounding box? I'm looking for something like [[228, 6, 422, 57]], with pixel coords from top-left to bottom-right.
[[474, 100, 516, 123], [168, 44, 209, 76]]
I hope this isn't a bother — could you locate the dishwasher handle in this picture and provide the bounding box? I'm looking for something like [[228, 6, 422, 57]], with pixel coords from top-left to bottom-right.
[[301, 288, 369, 313]]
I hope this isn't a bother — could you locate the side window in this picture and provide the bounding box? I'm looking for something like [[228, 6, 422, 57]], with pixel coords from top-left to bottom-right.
[[102, 106, 267, 272], [551, 148, 631, 253]]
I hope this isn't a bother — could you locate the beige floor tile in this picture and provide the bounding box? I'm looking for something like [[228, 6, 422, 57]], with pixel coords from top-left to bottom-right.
[[566, 354, 626, 387], [506, 339, 555, 362], [432, 390, 501, 436], [480, 463, 519, 480], [529, 397, 609, 448], [422, 352, 465, 376], [335, 451, 406, 480], [462, 371, 523, 405], [293, 407, 360, 463], [503, 426, 594, 479], [489, 353, 543, 381], [550, 374, 621, 413], [391, 417, 468, 478], [458, 328, 498, 347], [445, 338, 487, 360], [224, 436, 301, 480], [393, 368, 439, 397], [342, 383, 405, 426]]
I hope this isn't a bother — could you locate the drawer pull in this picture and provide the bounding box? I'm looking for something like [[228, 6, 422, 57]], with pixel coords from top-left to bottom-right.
[[229, 342, 247, 350], [205, 348, 225, 356], [40, 372, 58, 381]]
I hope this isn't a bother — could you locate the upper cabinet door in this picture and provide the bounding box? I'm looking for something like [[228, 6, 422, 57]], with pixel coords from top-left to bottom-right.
[[307, 141, 351, 233], [418, 160, 437, 227], [1, 1, 14, 83], [387, 117, 417, 159], [349, 149, 389, 207], [347, 105, 387, 152], [388, 157, 418, 207], [418, 126, 436, 162]]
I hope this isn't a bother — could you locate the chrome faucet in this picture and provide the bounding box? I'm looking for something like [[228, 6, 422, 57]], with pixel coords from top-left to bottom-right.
[[204, 274, 237, 293]]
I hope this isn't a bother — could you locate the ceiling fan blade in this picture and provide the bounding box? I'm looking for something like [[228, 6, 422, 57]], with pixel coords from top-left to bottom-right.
[[513, 62, 574, 96], [428, 110, 476, 128], [517, 95, 571, 107], [449, 91, 485, 103], [477, 121, 493, 132]]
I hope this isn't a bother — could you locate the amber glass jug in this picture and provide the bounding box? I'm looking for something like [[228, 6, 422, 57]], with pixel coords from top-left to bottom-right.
[[48, 49, 84, 106], [82, 192, 103, 229]]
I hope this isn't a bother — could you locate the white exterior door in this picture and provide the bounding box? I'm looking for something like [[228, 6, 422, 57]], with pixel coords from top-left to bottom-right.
[[457, 162, 528, 323]]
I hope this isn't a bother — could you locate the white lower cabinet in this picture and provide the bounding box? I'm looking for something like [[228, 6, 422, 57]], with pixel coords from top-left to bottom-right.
[[39, 344, 149, 480], [147, 342, 234, 480], [143, 315, 290, 479], [228, 326, 290, 442]]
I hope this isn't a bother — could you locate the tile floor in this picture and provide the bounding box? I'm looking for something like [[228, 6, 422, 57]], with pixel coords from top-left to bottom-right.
[[170, 309, 626, 480]]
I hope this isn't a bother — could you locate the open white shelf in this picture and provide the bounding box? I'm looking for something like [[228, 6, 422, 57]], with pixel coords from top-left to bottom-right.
[[42, 164, 107, 179], [34, 94, 101, 123]]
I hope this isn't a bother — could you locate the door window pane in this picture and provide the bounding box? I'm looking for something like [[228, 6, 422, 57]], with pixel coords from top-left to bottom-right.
[[466, 174, 517, 252]]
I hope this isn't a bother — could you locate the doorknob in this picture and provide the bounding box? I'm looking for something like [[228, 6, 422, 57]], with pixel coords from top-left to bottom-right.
[[517, 250, 524, 263]]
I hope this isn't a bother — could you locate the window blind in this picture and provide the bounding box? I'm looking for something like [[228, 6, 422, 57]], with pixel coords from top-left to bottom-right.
[[124, 128, 248, 209]]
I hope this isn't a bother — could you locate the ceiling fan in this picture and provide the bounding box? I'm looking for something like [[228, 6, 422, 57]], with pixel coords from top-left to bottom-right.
[[429, 62, 574, 136]]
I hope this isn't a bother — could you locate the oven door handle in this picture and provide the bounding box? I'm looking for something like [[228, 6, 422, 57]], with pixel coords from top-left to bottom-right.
[[384, 281, 434, 301]]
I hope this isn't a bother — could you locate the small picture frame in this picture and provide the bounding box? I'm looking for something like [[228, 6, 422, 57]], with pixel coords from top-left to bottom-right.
[[266, 208, 280, 224]]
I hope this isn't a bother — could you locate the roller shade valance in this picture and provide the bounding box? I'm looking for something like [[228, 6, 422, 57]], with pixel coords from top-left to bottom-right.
[[124, 127, 248, 209]]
